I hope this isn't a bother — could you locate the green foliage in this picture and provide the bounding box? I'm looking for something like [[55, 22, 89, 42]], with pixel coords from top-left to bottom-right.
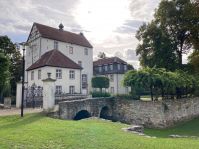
[[91, 91, 111, 98], [136, 0, 199, 69], [188, 50, 199, 74], [98, 52, 106, 59], [0, 36, 22, 96], [0, 53, 10, 98], [123, 68, 199, 100], [115, 94, 140, 100], [92, 76, 109, 92], [127, 64, 134, 70]]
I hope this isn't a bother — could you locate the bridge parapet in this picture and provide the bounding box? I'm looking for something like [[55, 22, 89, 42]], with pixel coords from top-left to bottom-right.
[[59, 97, 114, 120]]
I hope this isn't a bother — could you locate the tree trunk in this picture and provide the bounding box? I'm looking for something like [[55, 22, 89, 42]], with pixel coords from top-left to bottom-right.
[[150, 85, 153, 101], [100, 88, 102, 94], [161, 86, 164, 100], [178, 50, 182, 69]]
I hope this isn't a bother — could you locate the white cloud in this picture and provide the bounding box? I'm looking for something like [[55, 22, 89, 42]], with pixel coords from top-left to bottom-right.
[[0, 0, 163, 68]]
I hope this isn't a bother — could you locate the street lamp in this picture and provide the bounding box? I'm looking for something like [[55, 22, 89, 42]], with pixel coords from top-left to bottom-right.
[[20, 42, 26, 117]]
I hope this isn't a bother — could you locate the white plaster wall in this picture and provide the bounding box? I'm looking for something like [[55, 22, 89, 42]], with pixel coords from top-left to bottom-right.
[[25, 36, 93, 93], [98, 74, 129, 95], [40, 37, 93, 92], [27, 66, 81, 93]]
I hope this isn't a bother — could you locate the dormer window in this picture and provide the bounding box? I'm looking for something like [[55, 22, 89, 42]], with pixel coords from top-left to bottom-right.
[[124, 64, 127, 71], [105, 65, 108, 71], [117, 64, 120, 70], [69, 46, 73, 54], [99, 66, 102, 72], [110, 64, 113, 71], [54, 41, 58, 49]]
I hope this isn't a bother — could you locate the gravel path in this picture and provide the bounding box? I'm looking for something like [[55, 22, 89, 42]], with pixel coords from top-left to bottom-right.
[[0, 108, 43, 116]]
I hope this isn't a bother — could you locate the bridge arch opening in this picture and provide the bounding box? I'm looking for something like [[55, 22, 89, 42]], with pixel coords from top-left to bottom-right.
[[100, 106, 112, 120], [73, 110, 91, 120]]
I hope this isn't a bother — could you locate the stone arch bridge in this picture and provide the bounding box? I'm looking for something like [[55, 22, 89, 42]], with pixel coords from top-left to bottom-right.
[[58, 97, 114, 120], [56, 97, 199, 129]]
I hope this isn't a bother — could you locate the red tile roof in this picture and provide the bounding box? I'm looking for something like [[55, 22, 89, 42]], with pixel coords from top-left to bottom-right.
[[93, 57, 127, 66], [26, 49, 82, 71], [28, 22, 93, 48]]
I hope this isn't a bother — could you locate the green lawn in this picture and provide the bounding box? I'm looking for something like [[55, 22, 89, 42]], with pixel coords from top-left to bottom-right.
[[0, 113, 199, 149], [145, 118, 199, 138]]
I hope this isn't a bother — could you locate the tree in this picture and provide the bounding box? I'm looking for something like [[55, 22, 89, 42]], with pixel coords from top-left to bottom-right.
[[0, 36, 22, 95], [92, 76, 109, 93], [188, 50, 199, 74], [136, 22, 178, 71], [0, 53, 10, 102], [136, 0, 199, 69], [123, 67, 197, 100], [127, 64, 134, 70], [98, 52, 106, 59]]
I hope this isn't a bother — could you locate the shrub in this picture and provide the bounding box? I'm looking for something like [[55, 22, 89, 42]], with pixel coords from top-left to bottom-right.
[[92, 77, 109, 93], [115, 94, 140, 100], [91, 91, 111, 98]]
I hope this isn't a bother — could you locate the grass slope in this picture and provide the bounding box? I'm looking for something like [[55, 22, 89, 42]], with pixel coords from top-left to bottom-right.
[[0, 113, 199, 149], [145, 118, 199, 138]]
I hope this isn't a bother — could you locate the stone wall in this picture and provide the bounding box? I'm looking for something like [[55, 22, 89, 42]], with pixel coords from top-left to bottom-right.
[[58, 97, 199, 128], [59, 97, 114, 120], [111, 97, 199, 128]]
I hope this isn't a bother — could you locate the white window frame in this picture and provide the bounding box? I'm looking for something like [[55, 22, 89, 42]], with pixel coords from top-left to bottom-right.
[[69, 86, 75, 94], [111, 87, 114, 94], [110, 74, 114, 82], [31, 71, 34, 80], [54, 41, 58, 49], [105, 65, 108, 71], [84, 48, 88, 55], [69, 46, 73, 54], [110, 64, 113, 71], [38, 70, 41, 80], [124, 64, 127, 71], [82, 74, 87, 83], [99, 66, 102, 72], [56, 86, 62, 94], [118, 64, 120, 70], [56, 69, 62, 79], [69, 70, 75, 79]]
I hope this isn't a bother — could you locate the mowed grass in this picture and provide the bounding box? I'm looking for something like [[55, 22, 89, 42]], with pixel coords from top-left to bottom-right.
[[145, 118, 199, 138], [0, 113, 199, 149]]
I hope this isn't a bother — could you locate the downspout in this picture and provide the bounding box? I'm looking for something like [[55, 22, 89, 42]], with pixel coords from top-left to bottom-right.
[[39, 37, 41, 58], [117, 73, 118, 94], [80, 69, 82, 94]]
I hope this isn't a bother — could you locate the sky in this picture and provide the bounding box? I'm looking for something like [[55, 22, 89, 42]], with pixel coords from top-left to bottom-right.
[[0, 0, 189, 69]]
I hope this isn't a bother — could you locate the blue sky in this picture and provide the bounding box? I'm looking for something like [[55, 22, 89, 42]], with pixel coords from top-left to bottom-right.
[[0, 0, 162, 68]]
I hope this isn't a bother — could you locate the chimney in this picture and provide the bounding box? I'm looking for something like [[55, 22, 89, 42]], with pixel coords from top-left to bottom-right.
[[59, 23, 64, 30]]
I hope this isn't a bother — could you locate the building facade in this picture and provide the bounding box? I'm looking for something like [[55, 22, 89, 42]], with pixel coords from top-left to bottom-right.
[[93, 57, 130, 94], [25, 23, 93, 94]]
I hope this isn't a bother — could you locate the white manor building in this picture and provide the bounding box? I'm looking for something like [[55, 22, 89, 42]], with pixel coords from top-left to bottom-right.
[[93, 57, 131, 95], [25, 22, 93, 95]]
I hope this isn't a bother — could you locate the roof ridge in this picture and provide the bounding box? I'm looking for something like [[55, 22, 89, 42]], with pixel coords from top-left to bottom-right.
[[34, 22, 81, 37]]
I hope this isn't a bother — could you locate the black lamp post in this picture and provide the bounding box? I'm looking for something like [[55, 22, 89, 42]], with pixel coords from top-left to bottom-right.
[[21, 43, 26, 117]]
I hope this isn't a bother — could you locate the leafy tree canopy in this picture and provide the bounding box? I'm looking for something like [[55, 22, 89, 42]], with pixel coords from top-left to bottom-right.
[[0, 36, 22, 96], [136, 0, 199, 70], [92, 76, 109, 92], [123, 67, 198, 100]]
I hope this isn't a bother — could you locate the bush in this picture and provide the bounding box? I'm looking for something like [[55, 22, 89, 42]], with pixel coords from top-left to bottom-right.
[[92, 91, 111, 98], [115, 94, 140, 100], [92, 77, 109, 92]]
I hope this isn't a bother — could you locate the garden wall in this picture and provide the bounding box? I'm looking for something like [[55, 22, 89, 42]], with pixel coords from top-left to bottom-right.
[[112, 97, 199, 128]]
